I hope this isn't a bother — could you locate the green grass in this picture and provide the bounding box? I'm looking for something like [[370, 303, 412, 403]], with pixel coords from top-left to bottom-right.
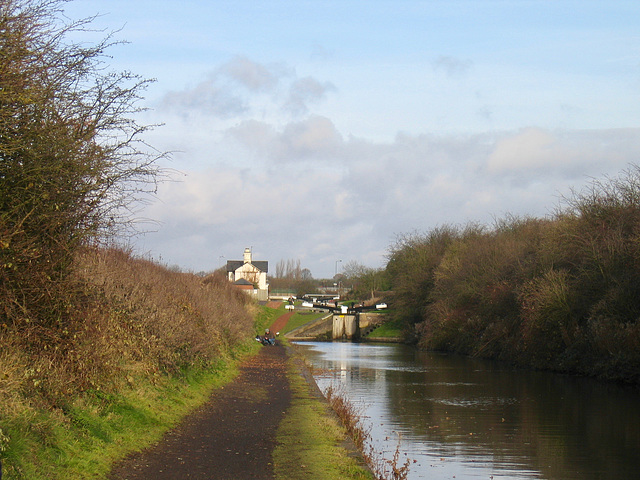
[[256, 303, 284, 333], [273, 353, 373, 480], [280, 309, 329, 335], [368, 317, 404, 339], [0, 304, 372, 479], [1, 345, 258, 480]]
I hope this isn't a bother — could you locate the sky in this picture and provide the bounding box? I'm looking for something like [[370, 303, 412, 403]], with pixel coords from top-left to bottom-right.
[[62, 0, 640, 278]]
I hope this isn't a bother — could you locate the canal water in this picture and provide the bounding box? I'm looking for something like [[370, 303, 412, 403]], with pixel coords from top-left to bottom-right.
[[293, 341, 640, 480]]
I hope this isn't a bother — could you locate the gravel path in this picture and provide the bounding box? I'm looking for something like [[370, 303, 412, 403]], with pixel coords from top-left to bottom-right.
[[107, 339, 292, 479]]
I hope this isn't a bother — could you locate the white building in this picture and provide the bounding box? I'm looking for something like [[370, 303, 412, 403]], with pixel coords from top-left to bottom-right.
[[226, 248, 269, 301]]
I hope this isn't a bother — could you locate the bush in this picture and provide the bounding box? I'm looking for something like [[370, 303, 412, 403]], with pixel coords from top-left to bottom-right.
[[0, 248, 257, 478], [386, 226, 459, 339], [519, 269, 576, 365], [0, 0, 162, 332], [417, 218, 544, 356], [0, 247, 255, 410], [386, 166, 640, 383]]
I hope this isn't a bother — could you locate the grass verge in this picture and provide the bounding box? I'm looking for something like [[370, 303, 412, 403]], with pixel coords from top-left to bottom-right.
[[2, 344, 261, 480], [280, 310, 328, 335], [324, 385, 411, 480], [1, 332, 266, 480], [368, 317, 404, 339], [273, 348, 373, 480]]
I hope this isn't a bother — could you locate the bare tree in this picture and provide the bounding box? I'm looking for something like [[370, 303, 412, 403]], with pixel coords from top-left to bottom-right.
[[341, 260, 369, 280], [0, 0, 164, 328], [275, 258, 303, 279], [300, 268, 312, 281], [276, 259, 286, 278]]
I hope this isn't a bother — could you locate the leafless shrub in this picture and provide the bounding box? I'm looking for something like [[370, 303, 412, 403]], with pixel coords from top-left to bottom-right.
[[0, 0, 166, 333], [324, 384, 370, 450]]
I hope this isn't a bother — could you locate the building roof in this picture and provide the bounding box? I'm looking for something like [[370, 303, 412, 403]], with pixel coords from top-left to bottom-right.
[[226, 260, 268, 273], [233, 278, 254, 286]]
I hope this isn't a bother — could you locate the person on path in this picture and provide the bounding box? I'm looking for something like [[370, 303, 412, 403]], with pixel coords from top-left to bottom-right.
[[264, 328, 276, 345]]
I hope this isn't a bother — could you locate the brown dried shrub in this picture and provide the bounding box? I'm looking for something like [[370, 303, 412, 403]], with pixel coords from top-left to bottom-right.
[[0, 246, 256, 409]]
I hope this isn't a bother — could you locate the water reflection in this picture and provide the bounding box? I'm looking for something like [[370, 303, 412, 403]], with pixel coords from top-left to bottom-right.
[[294, 342, 640, 480]]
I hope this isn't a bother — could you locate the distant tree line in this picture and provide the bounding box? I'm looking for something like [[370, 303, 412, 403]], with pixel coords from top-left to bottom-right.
[[340, 260, 390, 301], [274, 258, 312, 281], [268, 256, 391, 303], [384, 166, 640, 384], [270, 258, 314, 297]]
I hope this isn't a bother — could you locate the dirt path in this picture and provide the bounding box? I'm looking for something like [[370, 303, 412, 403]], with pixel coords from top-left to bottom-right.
[[107, 345, 291, 479], [106, 312, 295, 480], [269, 311, 294, 335]]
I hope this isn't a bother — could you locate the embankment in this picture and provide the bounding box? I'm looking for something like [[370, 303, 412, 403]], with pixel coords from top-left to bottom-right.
[[0, 249, 375, 479], [0, 248, 262, 479]]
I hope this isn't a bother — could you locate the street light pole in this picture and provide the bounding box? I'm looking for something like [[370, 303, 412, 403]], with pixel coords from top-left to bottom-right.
[[335, 259, 342, 276]]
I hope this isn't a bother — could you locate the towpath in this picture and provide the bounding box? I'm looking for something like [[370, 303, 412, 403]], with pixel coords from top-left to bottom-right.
[[107, 313, 293, 480], [268, 311, 294, 335]]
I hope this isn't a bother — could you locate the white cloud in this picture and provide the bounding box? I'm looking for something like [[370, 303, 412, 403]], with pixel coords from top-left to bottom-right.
[[227, 116, 344, 164], [138, 123, 640, 277], [158, 56, 334, 123], [487, 127, 640, 176], [225, 120, 276, 155], [139, 45, 640, 278], [488, 128, 566, 172], [161, 82, 248, 118], [218, 55, 283, 92], [279, 116, 343, 159], [284, 77, 336, 115]]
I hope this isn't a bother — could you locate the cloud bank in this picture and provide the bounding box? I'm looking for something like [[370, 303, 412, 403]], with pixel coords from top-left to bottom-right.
[[137, 56, 640, 278]]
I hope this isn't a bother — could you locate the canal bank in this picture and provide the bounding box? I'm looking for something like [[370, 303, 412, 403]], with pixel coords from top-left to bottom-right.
[[296, 341, 640, 480], [106, 342, 373, 480], [100, 306, 376, 480], [275, 345, 374, 479]]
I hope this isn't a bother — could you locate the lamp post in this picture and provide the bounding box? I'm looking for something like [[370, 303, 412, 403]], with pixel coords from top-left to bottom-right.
[[335, 259, 342, 276]]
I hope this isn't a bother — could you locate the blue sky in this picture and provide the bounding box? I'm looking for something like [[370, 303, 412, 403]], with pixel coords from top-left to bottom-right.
[[63, 1, 640, 278]]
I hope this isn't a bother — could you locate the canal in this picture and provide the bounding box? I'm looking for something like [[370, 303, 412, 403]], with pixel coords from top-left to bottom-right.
[[293, 341, 640, 480]]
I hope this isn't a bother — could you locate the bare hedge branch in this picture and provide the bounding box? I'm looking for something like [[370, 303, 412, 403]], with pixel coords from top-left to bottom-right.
[[0, 0, 165, 327]]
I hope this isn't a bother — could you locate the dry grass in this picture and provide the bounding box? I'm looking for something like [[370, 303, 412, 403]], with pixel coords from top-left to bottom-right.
[[324, 385, 411, 480], [74, 247, 254, 379], [1, 246, 255, 402], [0, 246, 257, 478]]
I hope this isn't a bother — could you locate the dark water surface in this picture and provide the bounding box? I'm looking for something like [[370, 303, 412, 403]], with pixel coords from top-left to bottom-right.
[[293, 341, 640, 480]]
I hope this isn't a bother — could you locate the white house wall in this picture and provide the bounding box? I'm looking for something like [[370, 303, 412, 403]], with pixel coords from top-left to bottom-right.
[[233, 264, 268, 291]]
